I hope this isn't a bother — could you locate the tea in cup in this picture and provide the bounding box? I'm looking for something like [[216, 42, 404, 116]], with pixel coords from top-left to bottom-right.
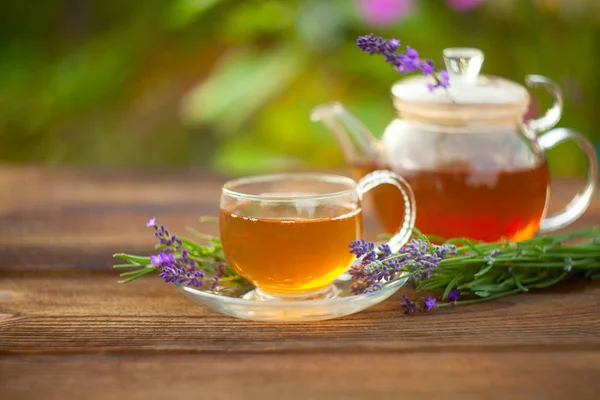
[[219, 171, 416, 300]]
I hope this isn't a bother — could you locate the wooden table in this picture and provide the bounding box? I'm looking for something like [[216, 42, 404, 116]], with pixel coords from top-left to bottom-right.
[[1, 166, 599, 400]]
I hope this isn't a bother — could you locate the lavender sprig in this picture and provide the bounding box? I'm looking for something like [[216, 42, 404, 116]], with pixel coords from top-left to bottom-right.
[[113, 217, 246, 289], [357, 33, 450, 91], [350, 227, 600, 314]]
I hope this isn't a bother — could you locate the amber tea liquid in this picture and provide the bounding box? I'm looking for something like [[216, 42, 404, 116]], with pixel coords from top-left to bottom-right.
[[353, 162, 550, 242], [220, 203, 362, 294]]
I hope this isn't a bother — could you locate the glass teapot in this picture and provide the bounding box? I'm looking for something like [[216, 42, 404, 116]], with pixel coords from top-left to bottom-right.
[[311, 47, 597, 242]]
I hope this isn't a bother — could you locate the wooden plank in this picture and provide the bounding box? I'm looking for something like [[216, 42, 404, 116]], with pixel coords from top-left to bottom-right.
[[1, 352, 599, 400], [0, 167, 224, 249], [0, 166, 226, 271], [1, 275, 599, 354]]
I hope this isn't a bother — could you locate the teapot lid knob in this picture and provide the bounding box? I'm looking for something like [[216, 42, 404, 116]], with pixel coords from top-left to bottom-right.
[[443, 47, 484, 82]]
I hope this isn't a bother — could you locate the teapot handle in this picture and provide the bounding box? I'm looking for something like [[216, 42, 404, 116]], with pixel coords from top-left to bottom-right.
[[538, 128, 598, 233], [357, 170, 416, 252], [525, 75, 563, 133]]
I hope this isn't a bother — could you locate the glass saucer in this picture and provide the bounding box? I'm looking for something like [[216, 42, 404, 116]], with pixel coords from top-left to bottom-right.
[[174, 276, 407, 322]]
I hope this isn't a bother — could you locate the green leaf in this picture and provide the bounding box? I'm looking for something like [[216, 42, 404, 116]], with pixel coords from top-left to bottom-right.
[[454, 289, 522, 305], [113, 254, 150, 265], [474, 262, 495, 278], [113, 263, 143, 269], [530, 272, 569, 289], [513, 274, 529, 292], [118, 267, 156, 284], [446, 238, 485, 256], [119, 269, 153, 277]]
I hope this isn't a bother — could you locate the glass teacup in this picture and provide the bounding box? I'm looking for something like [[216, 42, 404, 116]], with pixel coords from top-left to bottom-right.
[[219, 171, 416, 300]]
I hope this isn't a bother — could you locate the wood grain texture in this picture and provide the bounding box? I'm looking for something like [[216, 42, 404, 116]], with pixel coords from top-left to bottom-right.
[[2, 353, 600, 400], [1, 275, 599, 354], [1, 166, 600, 399]]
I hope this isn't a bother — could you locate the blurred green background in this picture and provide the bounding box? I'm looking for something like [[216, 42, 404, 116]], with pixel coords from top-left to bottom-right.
[[0, 0, 598, 176]]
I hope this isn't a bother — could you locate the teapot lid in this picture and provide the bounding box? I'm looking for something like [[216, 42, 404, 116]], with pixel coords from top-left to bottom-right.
[[391, 48, 530, 124]]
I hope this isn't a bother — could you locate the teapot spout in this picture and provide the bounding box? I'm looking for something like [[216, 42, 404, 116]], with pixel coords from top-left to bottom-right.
[[310, 102, 380, 165]]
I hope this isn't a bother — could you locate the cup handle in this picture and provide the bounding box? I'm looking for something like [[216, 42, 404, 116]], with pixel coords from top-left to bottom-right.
[[538, 128, 598, 233], [356, 170, 416, 251]]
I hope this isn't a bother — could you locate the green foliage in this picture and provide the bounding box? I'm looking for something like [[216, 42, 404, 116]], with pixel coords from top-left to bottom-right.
[[0, 0, 598, 175]]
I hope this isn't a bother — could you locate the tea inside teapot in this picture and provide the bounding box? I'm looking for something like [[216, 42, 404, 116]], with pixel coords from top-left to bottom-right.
[[353, 155, 549, 242]]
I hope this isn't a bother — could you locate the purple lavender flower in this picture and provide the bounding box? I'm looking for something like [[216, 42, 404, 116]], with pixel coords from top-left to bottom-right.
[[144, 219, 227, 289], [150, 251, 176, 268], [146, 219, 183, 250], [401, 239, 445, 281], [349, 239, 375, 257], [397, 46, 421, 73], [150, 255, 161, 267], [377, 243, 392, 260], [401, 294, 417, 314], [427, 70, 450, 92], [361, 251, 377, 266], [434, 243, 457, 259], [349, 237, 453, 294], [424, 296, 438, 311], [210, 275, 220, 291], [186, 270, 205, 287], [156, 253, 205, 286], [421, 60, 435, 76], [161, 252, 176, 265], [363, 282, 383, 294], [386, 38, 401, 52], [446, 288, 460, 302], [155, 225, 172, 245], [159, 265, 186, 283], [439, 70, 450, 87], [356, 34, 388, 55], [405, 45, 418, 58], [357, 33, 450, 91], [208, 259, 227, 291], [362, 260, 392, 282], [151, 246, 206, 286]]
